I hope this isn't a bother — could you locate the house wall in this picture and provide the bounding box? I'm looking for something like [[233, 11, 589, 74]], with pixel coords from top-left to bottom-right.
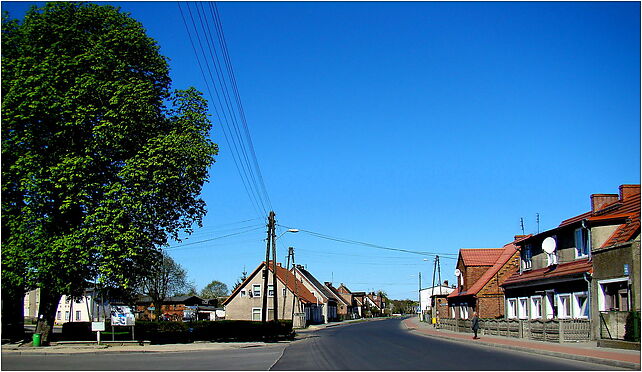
[[464, 266, 491, 291], [591, 225, 620, 250], [224, 271, 302, 321], [590, 235, 640, 339], [475, 252, 520, 318]]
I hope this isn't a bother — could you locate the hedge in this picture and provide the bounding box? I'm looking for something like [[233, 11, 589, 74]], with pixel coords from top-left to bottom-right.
[[61, 320, 294, 344]]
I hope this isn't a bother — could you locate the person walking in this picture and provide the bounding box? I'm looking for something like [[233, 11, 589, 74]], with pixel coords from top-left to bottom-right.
[[471, 311, 480, 339]]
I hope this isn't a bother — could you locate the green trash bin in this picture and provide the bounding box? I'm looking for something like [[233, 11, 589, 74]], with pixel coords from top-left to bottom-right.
[[32, 333, 41, 347]]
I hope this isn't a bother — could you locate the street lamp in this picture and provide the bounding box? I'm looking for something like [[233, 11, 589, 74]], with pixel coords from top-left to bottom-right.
[[276, 228, 299, 240]]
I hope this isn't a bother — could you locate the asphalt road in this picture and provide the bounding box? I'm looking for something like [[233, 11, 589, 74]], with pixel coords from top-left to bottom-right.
[[2, 318, 625, 370], [272, 318, 621, 370]]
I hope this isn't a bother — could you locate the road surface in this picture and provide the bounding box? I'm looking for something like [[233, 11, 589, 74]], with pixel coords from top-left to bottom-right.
[[2, 318, 624, 370]]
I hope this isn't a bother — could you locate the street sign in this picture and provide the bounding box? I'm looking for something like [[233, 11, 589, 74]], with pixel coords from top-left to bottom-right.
[[91, 321, 105, 332]]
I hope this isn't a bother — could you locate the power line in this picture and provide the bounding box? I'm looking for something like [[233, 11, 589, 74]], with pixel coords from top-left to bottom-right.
[[177, 2, 272, 218], [166, 225, 264, 251], [277, 224, 458, 258]]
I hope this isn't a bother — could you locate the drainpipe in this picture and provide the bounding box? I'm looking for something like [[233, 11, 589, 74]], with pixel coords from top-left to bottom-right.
[[583, 272, 593, 339]]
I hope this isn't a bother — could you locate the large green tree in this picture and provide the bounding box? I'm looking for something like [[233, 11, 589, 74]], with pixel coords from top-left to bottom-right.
[[2, 2, 217, 342], [200, 280, 229, 299]]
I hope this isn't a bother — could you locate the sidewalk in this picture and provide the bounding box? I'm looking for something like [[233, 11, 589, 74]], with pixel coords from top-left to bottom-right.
[[402, 317, 641, 370], [1, 341, 282, 355]]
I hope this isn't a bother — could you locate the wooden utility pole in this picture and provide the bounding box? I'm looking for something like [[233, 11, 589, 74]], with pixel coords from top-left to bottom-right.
[[261, 211, 275, 322], [283, 247, 293, 319], [291, 247, 298, 320], [270, 212, 278, 323]]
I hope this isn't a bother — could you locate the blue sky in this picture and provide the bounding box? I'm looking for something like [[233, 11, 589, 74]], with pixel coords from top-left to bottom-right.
[[4, 1, 640, 300]]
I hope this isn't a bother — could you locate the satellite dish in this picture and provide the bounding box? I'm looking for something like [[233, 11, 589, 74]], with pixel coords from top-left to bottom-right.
[[542, 237, 557, 254], [454, 269, 461, 277]]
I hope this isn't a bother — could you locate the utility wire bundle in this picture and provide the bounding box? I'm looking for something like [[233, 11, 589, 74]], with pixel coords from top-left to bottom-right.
[[178, 2, 272, 219]]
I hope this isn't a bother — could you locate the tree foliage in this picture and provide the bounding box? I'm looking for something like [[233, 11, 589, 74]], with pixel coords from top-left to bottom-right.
[[1, 2, 217, 340], [138, 252, 193, 320], [200, 280, 229, 299]]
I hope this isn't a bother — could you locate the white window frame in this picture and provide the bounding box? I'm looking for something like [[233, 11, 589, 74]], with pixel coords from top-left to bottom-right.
[[518, 297, 529, 319], [252, 284, 261, 297], [530, 296, 542, 319], [573, 292, 589, 319], [451, 306, 456, 318], [507, 298, 517, 319], [597, 277, 629, 312], [251, 307, 261, 321], [268, 285, 275, 297], [75, 310, 81, 321], [557, 294, 572, 319], [545, 293, 554, 319], [65, 311, 70, 321], [574, 228, 589, 259]]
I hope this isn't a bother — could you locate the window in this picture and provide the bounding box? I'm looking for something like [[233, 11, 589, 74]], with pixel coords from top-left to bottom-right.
[[57, 311, 61, 320], [531, 296, 542, 319], [240, 290, 247, 297], [518, 298, 529, 319], [557, 294, 571, 318], [599, 279, 629, 311], [451, 306, 456, 318], [75, 311, 81, 321], [507, 299, 517, 319], [282, 288, 287, 296], [573, 292, 589, 318], [65, 311, 70, 321], [459, 304, 468, 319], [574, 228, 589, 258], [545, 293, 555, 319], [251, 308, 261, 321], [522, 244, 532, 270], [252, 284, 261, 297], [268, 285, 275, 297]]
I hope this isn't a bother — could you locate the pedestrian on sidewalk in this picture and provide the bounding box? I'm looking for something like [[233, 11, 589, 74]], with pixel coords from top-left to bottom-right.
[[471, 312, 480, 339]]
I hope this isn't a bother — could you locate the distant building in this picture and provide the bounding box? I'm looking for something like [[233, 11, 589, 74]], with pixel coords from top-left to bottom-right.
[[293, 265, 339, 323], [223, 261, 319, 326], [419, 283, 455, 319]]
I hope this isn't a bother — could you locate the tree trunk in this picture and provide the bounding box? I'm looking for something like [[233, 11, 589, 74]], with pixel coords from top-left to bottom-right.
[[35, 288, 62, 345], [1, 284, 25, 341]]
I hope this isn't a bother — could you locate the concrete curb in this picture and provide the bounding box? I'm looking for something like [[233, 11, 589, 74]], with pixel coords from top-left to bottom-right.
[[401, 320, 640, 370]]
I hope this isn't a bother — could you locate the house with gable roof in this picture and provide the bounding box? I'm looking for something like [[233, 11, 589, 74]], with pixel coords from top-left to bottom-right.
[[292, 265, 339, 323], [447, 236, 528, 319], [325, 282, 352, 319], [336, 284, 362, 318], [222, 261, 319, 325], [502, 185, 639, 334]]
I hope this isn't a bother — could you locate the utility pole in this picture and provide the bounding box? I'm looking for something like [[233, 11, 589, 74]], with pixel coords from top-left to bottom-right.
[[283, 247, 293, 319], [418, 272, 421, 317], [291, 247, 298, 321], [270, 212, 278, 323], [262, 211, 276, 322]]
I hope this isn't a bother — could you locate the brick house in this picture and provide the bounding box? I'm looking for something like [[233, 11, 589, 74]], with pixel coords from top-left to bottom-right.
[[325, 282, 352, 319], [447, 236, 528, 319], [336, 284, 362, 318], [135, 295, 203, 321]]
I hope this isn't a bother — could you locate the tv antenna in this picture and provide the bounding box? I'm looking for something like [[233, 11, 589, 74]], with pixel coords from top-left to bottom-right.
[[520, 217, 525, 235]]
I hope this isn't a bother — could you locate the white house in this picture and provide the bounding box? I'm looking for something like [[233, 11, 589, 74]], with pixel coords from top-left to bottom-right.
[[419, 283, 455, 315]]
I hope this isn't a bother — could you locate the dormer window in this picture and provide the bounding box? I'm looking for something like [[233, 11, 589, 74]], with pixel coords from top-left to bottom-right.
[[575, 228, 589, 258], [522, 244, 532, 270]]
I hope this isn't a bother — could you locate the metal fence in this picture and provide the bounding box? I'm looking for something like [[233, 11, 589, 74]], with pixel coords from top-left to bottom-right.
[[599, 311, 640, 342], [438, 318, 590, 343]]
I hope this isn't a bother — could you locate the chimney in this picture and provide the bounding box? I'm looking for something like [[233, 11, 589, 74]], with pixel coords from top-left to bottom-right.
[[619, 184, 640, 201], [443, 280, 449, 287], [514, 235, 528, 241], [591, 194, 618, 213]]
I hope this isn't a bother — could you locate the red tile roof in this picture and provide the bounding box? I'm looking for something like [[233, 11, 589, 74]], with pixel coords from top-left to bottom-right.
[[223, 261, 317, 306], [600, 189, 640, 248], [559, 211, 592, 228], [459, 248, 503, 266], [502, 259, 592, 287], [448, 236, 529, 299]]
